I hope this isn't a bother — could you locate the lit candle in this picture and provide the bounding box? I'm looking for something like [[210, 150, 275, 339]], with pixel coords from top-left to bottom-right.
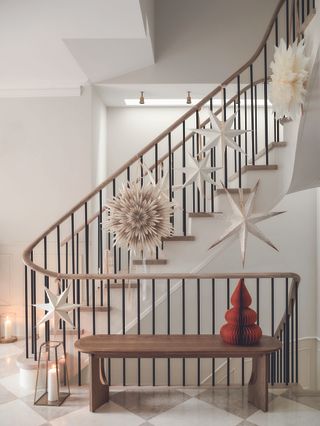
[[4, 317, 12, 339], [47, 367, 58, 402]]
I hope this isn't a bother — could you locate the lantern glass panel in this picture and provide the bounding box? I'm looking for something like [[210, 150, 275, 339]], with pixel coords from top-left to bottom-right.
[[34, 341, 70, 406]]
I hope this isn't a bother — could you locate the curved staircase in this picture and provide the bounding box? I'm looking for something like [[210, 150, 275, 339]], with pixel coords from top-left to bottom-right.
[[22, 0, 317, 387]]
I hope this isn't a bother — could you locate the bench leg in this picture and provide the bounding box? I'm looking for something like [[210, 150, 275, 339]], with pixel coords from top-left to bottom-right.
[[89, 355, 109, 412], [248, 354, 268, 412]]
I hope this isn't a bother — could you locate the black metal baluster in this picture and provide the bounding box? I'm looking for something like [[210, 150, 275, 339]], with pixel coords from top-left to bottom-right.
[[244, 91, 248, 166], [285, 278, 289, 384], [112, 180, 117, 274], [99, 190, 103, 306], [227, 278, 230, 385], [167, 279, 171, 386], [84, 203, 89, 305], [237, 75, 242, 188], [250, 65, 255, 165], [107, 278, 111, 384], [286, 0, 290, 47], [295, 280, 299, 383], [210, 98, 215, 212], [182, 278, 186, 386], [192, 135, 196, 212], [92, 279, 96, 335], [24, 266, 29, 358], [182, 121, 187, 235], [293, 0, 296, 41], [254, 84, 258, 154], [212, 278, 215, 386], [122, 279, 126, 386], [168, 134, 174, 228], [196, 110, 201, 212], [271, 278, 275, 385], [197, 278, 201, 386], [71, 214, 76, 326], [223, 87, 228, 186], [291, 294, 294, 383], [137, 279, 141, 386], [152, 279, 156, 386], [233, 101, 237, 174], [44, 236, 49, 342], [155, 145, 159, 260], [76, 233, 81, 385], [126, 168, 131, 272]]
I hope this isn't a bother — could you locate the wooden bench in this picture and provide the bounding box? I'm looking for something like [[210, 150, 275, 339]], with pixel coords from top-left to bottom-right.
[[75, 334, 281, 413]]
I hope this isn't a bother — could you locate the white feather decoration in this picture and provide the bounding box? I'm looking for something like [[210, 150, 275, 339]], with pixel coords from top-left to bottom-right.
[[269, 38, 309, 119], [105, 182, 174, 253]]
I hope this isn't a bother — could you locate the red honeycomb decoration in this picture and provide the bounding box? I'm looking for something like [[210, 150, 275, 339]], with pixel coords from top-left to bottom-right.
[[220, 278, 262, 345]]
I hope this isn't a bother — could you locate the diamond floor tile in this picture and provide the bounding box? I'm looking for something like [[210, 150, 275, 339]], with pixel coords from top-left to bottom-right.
[[0, 399, 46, 426]]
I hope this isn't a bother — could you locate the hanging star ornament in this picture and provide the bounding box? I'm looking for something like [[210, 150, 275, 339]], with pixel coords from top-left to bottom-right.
[[142, 162, 169, 198], [208, 181, 285, 266], [173, 152, 220, 197], [192, 110, 250, 165], [34, 283, 79, 334]]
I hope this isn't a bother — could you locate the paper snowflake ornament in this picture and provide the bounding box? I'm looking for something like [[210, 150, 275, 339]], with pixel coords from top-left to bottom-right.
[[208, 181, 285, 266], [173, 152, 220, 197], [105, 181, 174, 253], [269, 38, 309, 119], [192, 110, 249, 165], [34, 284, 79, 333]]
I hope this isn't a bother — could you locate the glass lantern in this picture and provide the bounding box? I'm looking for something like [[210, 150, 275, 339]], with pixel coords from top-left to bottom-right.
[[0, 312, 17, 343], [34, 341, 70, 406]]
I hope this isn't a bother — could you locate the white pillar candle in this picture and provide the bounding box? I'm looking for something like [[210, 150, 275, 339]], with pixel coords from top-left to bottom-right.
[[47, 367, 58, 402], [4, 317, 12, 339]]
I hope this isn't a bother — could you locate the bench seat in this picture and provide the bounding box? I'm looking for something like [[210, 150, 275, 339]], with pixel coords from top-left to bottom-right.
[[75, 334, 281, 413]]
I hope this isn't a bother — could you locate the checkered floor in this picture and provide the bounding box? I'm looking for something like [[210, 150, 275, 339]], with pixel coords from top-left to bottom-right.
[[1, 341, 319, 426]]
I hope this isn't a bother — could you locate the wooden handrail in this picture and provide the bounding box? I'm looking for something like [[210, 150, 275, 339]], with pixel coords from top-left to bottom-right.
[[274, 276, 300, 338], [23, 0, 301, 274]]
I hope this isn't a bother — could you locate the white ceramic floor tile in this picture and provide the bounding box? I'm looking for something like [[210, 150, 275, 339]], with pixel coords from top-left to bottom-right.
[[247, 396, 320, 426], [0, 343, 22, 359], [150, 397, 242, 426], [50, 401, 145, 426], [0, 399, 46, 426], [0, 373, 34, 397], [177, 388, 207, 397]]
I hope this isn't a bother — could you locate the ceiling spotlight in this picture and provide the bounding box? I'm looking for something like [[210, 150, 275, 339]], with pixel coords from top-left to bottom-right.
[[186, 91, 192, 104], [139, 91, 145, 105]]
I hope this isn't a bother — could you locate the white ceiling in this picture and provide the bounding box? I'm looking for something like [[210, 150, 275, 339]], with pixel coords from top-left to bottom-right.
[[0, 0, 154, 96]]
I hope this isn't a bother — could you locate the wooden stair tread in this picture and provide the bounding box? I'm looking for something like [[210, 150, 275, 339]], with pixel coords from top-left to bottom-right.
[[188, 212, 223, 218], [105, 282, 138, 289], [229, 164, 278, 182], [162, 235, 195, 241], [55, 328, 85, 336], [133, 259, 167, 265], [248, 141, 287, 163], [80, 305, 111, 312]]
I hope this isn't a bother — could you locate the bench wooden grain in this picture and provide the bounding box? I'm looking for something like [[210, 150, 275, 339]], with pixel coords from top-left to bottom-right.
[[75, 334, 281, 413]]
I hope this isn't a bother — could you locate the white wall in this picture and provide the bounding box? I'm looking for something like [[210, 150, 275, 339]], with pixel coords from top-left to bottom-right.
[[0, 88, 94, 332]]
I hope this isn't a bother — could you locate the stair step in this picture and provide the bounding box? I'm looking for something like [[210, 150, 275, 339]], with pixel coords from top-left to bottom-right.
[[248, 141, 287, 163], [162, 235, 195, 242], [215, 188, 251, 195], [133, 259, 168, 265], [229, 164, 278, 182], [188, 212, 223, 218], [104, 281, 138, 289], [80, 305, 111, 312], [55, 328, 85, 336]]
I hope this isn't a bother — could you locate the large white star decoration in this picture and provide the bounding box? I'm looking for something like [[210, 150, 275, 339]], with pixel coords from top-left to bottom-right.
[[173, 152, 220, 197], [192, 110, 250, 165], [34, 284, 79, 332], [208, 181, 285, 266], [142, 162, 169, 197]]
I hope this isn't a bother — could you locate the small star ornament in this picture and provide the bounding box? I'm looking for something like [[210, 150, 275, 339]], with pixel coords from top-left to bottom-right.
[[173, 152, 220, 197], [192, 110, 250, 165], [142, 162, 169, 198], [34, 283, 79, 334], [208, 181, 285, 266]]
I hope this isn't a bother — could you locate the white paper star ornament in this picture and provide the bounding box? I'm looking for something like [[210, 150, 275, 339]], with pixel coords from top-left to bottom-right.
[[173, 152, 220, 197], [208, 181, 285, 266], [192, 110, 250, 165], [34, 284, 79, 333]]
